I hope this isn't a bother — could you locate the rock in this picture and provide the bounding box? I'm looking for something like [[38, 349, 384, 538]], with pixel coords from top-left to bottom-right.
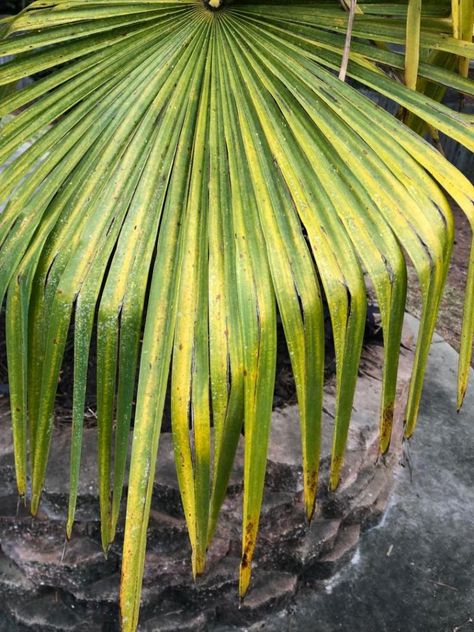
[[6, 593, 89, 632], [140, 611, 208, 632], [214, 570, 298, 627], [266, 408, 303, 492], [262, 322, 474, 631], [1, 532, 117, 592], [239, 571, 297, 616], [0, 493, 32, 521], [344, 466, 394, 527], [0, 548, 36, 597], [0, 401, 14, 459], [73, 573, 120, 605], [311, 525, 361, 579], [153, 434, 184, 517], [281, 519, 342, 572], [0, 320, 415, 630]]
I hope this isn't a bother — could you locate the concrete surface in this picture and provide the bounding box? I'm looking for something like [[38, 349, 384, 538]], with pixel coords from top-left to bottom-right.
[[216, 314, 474, 632]]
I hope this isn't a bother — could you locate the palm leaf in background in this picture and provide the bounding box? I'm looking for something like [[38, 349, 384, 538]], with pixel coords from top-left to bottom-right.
[[0, 1, 473, 630]]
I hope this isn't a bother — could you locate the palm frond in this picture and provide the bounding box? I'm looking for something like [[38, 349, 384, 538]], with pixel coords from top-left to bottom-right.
[[0, 2, 472, 630]]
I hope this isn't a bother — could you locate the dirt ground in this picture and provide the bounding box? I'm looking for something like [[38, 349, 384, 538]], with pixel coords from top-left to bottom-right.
[[406, 204, 472, 363]]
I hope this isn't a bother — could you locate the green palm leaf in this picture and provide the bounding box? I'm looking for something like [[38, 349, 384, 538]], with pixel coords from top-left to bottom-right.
[[0, 1, 472, 630]]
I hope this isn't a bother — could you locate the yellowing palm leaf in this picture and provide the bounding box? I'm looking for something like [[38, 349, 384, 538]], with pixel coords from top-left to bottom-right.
[[0, 2, 472, 630]]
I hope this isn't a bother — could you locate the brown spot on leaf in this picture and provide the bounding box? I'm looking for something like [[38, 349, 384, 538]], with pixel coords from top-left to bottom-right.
[[306, 468, 318, 495], [380, 404, 394, 453]]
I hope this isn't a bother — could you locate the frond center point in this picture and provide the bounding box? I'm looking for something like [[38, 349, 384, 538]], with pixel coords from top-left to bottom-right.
[[204, 0, 225, 10]]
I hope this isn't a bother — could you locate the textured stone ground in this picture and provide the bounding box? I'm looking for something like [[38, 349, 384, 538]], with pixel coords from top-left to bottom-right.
[[0, 327, 414, 631], [215, 315, 474, 632]]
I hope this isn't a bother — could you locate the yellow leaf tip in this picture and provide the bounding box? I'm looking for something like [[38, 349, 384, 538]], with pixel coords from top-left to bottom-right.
[[30, 495, 40, 517], [304, 496, 317, 525], [192, 550, 207, 579], [457, 385, 467, 412], [66, 523, 73, 541], [403, 425, 414, 441], [239, 555, 252, 601], [329, 454, 343, 491]]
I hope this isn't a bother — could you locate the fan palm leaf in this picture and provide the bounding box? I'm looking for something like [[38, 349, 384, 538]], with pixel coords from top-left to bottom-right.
[[0, 1, 472, 630]]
